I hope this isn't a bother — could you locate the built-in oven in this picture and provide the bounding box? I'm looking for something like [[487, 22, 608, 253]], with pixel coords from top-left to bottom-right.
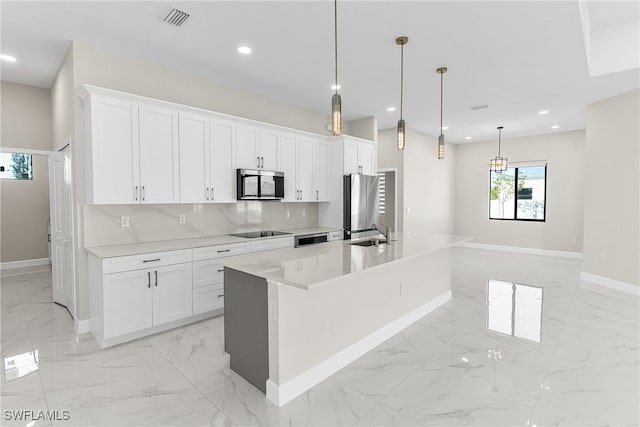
[[237, 169, 285, 200], [294, 232, 329, 248]]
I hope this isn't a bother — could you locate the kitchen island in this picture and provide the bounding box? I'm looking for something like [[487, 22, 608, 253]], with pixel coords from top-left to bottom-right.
[[222, 232, 471, 406]]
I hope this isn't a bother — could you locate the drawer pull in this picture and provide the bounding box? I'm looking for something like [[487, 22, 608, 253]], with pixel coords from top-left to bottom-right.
[[143, 258, 161, 263], [217, 269, 224, 272], [217, 294, 224, 298], [217, 249, 231, 253]]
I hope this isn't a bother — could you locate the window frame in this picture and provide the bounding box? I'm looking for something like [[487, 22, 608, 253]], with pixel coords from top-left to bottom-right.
[[488, 165, 547, 222]]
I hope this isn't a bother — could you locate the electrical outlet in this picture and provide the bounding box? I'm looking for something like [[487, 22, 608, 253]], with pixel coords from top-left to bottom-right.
[[571, 235, 577, 244], [269, 302, 277, 320], [120, 216, 130, 228], [600, 252, 607, 262], [285, 210, 290, 219], [301, 209, 306, 218], [406, 207, 410, 213], [179, 214, 186, 225]]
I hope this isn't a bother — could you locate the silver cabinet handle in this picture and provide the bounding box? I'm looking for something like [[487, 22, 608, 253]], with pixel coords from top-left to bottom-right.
[[316, 190, 319, 200], [147, 271, 151, 288], [217, 249, 231, 253], [206, 187, 210, 201], [211, 187, 214, 201], [154, 270, 158, 287], [217, 294, 224, 298], [217, 269, 224, 272], [261, 157, 264, 168], [143, 258, 160, 263], [257, 156, 260, 168], [142, 186, 146, 201], [135, 185, 139, 201]]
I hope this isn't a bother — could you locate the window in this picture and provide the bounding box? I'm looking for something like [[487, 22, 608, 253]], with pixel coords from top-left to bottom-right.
[[489, 165, 546, 221], [0, 153, 33, 180], [377, 172, 386, 215]]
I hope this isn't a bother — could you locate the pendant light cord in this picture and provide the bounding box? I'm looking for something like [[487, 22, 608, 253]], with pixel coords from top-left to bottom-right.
[[498, 127, 502, 156], [440, 72, 443, 133], [400, 44, 404, 120], [334, 0, 338, 96]]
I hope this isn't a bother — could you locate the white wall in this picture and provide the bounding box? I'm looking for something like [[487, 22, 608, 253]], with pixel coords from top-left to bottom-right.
[[377, 129, 404, 231], [403, 128, 455, 235], [583, 89, 639, 286], [454, 130, 585, 252], [0, 82, 52, 263]]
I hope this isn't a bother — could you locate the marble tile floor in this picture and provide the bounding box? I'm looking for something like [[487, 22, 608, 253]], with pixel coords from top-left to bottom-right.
[[0, 249, 638, 427]]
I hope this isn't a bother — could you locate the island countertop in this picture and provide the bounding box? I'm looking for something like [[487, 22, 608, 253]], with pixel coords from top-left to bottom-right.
[[222, 232, 472, 290]]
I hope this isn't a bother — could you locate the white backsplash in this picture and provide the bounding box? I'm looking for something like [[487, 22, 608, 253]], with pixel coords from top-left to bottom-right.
[[83, 202, 319, 247]]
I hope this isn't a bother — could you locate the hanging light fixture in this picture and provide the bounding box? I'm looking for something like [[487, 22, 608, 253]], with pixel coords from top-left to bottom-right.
[[490, 126, 508, 173], [436, 66, 447, 159], [396, 36, 409, 151], [331, 0, 342, 136]]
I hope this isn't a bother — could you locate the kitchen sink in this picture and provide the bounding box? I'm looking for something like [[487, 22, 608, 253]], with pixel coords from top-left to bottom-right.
[[350, 239, 387, 247]]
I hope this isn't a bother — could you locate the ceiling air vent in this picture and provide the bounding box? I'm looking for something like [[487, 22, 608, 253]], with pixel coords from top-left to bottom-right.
[[469, 104, 489, 111], [163, 8, 190, 27]]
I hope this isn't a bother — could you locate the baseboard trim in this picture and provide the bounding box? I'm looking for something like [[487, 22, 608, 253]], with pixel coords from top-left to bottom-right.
[[580, 272, 639, 297], [74, 318, 91, 335], [0, 258, 51, 270], [266, 289, 452, 407], [458, 242, 582, 259]]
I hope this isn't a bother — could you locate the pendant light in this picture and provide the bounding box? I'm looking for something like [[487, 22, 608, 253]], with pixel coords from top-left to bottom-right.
[[490, 126, 508, 173], [331, 0, 342, 136], [396, 36, 409, 151], [436, 66, 447, 159]]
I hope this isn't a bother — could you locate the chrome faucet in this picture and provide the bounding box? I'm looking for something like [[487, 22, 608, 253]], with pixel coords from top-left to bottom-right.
[[374, 223, 390, 243]]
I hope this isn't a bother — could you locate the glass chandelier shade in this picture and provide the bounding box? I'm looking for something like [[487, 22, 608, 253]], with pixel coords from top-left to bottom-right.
[[490, 126, 508, 173]]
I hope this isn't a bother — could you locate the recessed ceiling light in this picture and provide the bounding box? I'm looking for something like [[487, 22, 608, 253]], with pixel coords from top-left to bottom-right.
[[442, 126, 449, 130], [465, 136, 472, 140], [538, 110, 549, 115], [386, 107, 396, 112], [331, 84, 341, 91], [237, 46, 252, 55], [0, 54, 17, 62], [551, 125, 560, 129]]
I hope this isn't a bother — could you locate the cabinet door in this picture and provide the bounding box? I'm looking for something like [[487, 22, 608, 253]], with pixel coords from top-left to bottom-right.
[[152, 263, 193, 326], [278, 134, 298, 201], [358, 143, 374, 175], [139, 104, 179, 203], [259, 129, 279, 170], [236, 126, 260, 169], [314, 141, 330, 201], [104, 270, 152, 339], [344, 141, 359, 175], [210, 120, 235, 202], [193, 259, 224, 289], [179, 112, 209, 203], [91, 97, 139, 204], [297, 137, 315, 201]]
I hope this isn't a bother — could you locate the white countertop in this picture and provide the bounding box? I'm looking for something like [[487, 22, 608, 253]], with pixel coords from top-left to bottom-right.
[[85, 226, 341, 259], [222, 232, 472, 290]]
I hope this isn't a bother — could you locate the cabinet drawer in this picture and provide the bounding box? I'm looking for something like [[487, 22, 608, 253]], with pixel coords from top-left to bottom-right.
[[328, 230, 343, 241], [104, 249, 192, 274], [193, 242, 249, 261], [249, 237, 294, 253], [193, 284, 224, 315], [193, 260, 224, 289]]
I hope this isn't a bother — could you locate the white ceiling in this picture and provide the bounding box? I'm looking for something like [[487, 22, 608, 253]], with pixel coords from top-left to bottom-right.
[[2, 1, 638, 143]]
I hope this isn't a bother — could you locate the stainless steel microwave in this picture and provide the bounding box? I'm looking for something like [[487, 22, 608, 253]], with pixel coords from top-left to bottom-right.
[[237, 169, 285, 200]]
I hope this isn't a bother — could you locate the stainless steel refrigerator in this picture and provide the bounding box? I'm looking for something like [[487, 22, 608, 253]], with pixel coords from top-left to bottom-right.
[[343, 174, 379, 239]]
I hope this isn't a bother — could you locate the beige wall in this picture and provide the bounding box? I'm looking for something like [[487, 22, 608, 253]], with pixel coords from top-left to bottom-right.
[[403, 128, 456, 235], [377, 128, 404, 231], [583, 90, 639, 286], [52, 42, 331, 320], [454, 130, 585, 252], [0, 82, 52, 262]]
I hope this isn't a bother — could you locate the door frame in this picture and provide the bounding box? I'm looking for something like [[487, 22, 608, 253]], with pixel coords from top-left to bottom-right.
[[377, 167, 399, 233]]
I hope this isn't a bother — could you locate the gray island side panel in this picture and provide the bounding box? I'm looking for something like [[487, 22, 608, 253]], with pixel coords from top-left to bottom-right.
[[224, 267, 269, 393]]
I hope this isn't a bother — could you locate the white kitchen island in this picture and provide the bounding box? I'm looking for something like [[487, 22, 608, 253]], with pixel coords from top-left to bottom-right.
[[222, 232, 471, 407]]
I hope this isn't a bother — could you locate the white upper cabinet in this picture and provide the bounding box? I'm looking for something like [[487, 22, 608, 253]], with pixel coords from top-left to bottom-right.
[[259, 129, 279, 170], [297, 137, 315, 201], [88, 96, 140, 204], [138, 104, 179, 203], [279, 133, 298, 202], [179, 112, 209, 203], [343, 137, 375, 175], [236, 125, 260, 169], [314, 141, 330, 201], [210, 119, 235, 203]]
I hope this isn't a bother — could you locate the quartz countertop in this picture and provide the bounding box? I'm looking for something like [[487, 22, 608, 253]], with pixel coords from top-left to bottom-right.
[[222, 232, 473, 290], [85, 226, 342, 259]]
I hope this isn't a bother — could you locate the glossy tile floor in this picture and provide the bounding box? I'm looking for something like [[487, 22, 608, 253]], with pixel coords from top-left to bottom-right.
[[1, 249, 638, 426]]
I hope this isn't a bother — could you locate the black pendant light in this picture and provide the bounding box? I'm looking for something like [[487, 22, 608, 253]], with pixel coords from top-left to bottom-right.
[[331, 0, 342, 136], [436, 66, 447, 159], [396, 36, 408, 151], [490, 126, 508, 173]]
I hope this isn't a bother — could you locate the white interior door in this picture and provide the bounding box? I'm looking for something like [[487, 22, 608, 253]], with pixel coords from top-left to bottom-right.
[[49, 150, 76, 317]]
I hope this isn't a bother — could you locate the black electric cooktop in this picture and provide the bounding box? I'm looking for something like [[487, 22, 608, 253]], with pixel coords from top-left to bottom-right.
[[229, 230, 292, 239]]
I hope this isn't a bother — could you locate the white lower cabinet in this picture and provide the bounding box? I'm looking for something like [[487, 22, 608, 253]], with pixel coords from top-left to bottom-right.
[[151, 263, 193, 326]]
